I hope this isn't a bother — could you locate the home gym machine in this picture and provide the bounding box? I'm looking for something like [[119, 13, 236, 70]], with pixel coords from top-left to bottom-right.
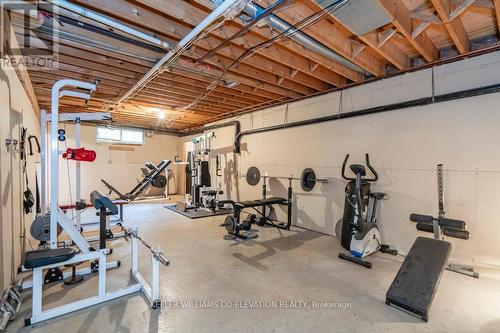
[[220, 166, 327, 239], [337, 154, 397, 268], [101, 160, 171, 201], [386, 164, 477, 322], [19, 79, 170, 326], [167, 132, 229, 218]]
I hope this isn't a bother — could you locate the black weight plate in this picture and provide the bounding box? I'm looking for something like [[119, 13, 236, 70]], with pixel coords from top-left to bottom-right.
[[301, 168, 316, 192], [224, 215, 236, 234], [152, 175, 167, 188], [30, 214, 62, 242], [246, 166, 261, 186]]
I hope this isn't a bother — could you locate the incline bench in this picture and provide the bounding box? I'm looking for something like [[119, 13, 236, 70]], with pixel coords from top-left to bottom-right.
[[386, 214, 472, 321]]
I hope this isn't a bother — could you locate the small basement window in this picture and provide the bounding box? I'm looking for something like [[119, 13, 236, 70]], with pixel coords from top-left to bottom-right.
[[97, 126, 144, 144]]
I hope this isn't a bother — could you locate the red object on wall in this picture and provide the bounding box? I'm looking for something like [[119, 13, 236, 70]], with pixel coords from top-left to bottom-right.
[[62, 148, 96, 162]]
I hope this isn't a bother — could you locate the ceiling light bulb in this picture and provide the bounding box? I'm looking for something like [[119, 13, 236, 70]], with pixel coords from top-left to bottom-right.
[[158, 111, 165, 119]]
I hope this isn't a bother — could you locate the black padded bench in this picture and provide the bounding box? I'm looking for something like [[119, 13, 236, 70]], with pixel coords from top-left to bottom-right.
[[237, 197, 288, 208], [220, 193, 292, 239], [24, 248, 76, 269], [386, 237, 451, 321], [90, 191, 118, 249]]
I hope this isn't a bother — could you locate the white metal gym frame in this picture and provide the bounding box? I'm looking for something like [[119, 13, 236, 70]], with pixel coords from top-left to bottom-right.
[[25, 79, 169, 325], [39, 110, 126, 237], [28, 227, 167, 325]]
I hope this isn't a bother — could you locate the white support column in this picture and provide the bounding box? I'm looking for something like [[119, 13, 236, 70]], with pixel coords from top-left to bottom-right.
[[40, 110, 47, 214], [132, 236, 138, 272], [98, 251, 106, 298], [75, 117, 81, 229], [49, 80, 96, 249], [151, 254, 160, 302], [31, 268, 43, 321]]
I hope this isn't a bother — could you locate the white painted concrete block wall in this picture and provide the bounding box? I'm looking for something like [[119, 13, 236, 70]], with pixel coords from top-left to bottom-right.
[[53, 124, 179, 203], [0, 66, 39, 290], [179, 52, 500, 266]]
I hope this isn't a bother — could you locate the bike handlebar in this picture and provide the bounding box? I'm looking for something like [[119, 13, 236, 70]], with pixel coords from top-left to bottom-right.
[[341, 153, 378, 182]]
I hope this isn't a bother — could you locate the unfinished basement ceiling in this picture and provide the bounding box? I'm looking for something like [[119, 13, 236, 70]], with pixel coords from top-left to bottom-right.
[[9, 0, 500, 131]]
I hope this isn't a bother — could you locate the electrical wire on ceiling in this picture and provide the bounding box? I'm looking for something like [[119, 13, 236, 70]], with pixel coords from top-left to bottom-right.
[[119, 0, 251, 106], [197, 0, 291, 62], [164, 0, 351, 127]]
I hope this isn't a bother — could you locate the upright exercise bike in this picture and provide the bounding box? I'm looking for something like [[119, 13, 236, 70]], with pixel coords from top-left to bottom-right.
[[337, 154, 397, 268]]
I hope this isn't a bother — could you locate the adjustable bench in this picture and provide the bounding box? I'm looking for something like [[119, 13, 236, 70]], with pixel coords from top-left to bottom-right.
[[386, 237, 451, 322]]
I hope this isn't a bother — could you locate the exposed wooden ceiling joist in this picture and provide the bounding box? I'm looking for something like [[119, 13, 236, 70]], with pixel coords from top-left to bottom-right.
[[429, 0, 470, 53], [7, 0, 500, 130]]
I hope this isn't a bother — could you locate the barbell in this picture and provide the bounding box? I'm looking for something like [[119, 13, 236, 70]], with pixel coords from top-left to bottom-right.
[[244, 166, 328, 192]]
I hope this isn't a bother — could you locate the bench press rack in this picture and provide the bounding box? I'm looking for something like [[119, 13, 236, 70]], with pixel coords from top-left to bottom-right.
[[220, 179, 292, 239], [220, 166, 328, 239]]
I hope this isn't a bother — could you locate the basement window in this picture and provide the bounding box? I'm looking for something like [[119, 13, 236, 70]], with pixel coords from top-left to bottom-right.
[[97, 126, 144, 145]]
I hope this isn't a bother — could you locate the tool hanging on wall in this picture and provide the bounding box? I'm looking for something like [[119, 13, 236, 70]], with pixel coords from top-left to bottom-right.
[[23, 172, 35, 214], [21, 129, 41, 214], [28, 135, 41, 214], [28, 135, 40, 156], [20, 128, 28, 162]]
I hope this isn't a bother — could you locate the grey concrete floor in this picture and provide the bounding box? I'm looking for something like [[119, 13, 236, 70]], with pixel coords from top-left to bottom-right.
[[9, 200, 500, 333]]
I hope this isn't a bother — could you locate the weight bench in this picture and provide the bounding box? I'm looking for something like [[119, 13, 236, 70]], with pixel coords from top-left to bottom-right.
[[220, 196, 291, 239], [386, 213, 472, 321], [386, 237, 451, 322], [24, 248, 77, 270], [237, 197, 288, 208]]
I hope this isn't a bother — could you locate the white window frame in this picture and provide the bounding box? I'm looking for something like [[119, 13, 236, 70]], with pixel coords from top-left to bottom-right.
[[96, 126, 145, 145]]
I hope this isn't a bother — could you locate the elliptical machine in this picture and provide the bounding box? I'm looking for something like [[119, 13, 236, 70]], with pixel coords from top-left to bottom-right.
[[337, 154, 397, 268]]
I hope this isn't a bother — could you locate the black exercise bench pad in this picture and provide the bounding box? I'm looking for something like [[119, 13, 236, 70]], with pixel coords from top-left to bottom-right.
[[386, 237, 451, 321], [238, 197, 287, 208], [24, 248, 77, 269], [90, 190, 118, 215]]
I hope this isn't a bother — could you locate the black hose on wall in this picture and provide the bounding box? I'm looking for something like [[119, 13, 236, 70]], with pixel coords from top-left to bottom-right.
[[232, 82, 500, 152]]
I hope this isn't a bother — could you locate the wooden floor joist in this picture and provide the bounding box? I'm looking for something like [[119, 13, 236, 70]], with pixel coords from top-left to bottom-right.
[[6, 0, 499, 129], [429, 0, 470, 53]]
